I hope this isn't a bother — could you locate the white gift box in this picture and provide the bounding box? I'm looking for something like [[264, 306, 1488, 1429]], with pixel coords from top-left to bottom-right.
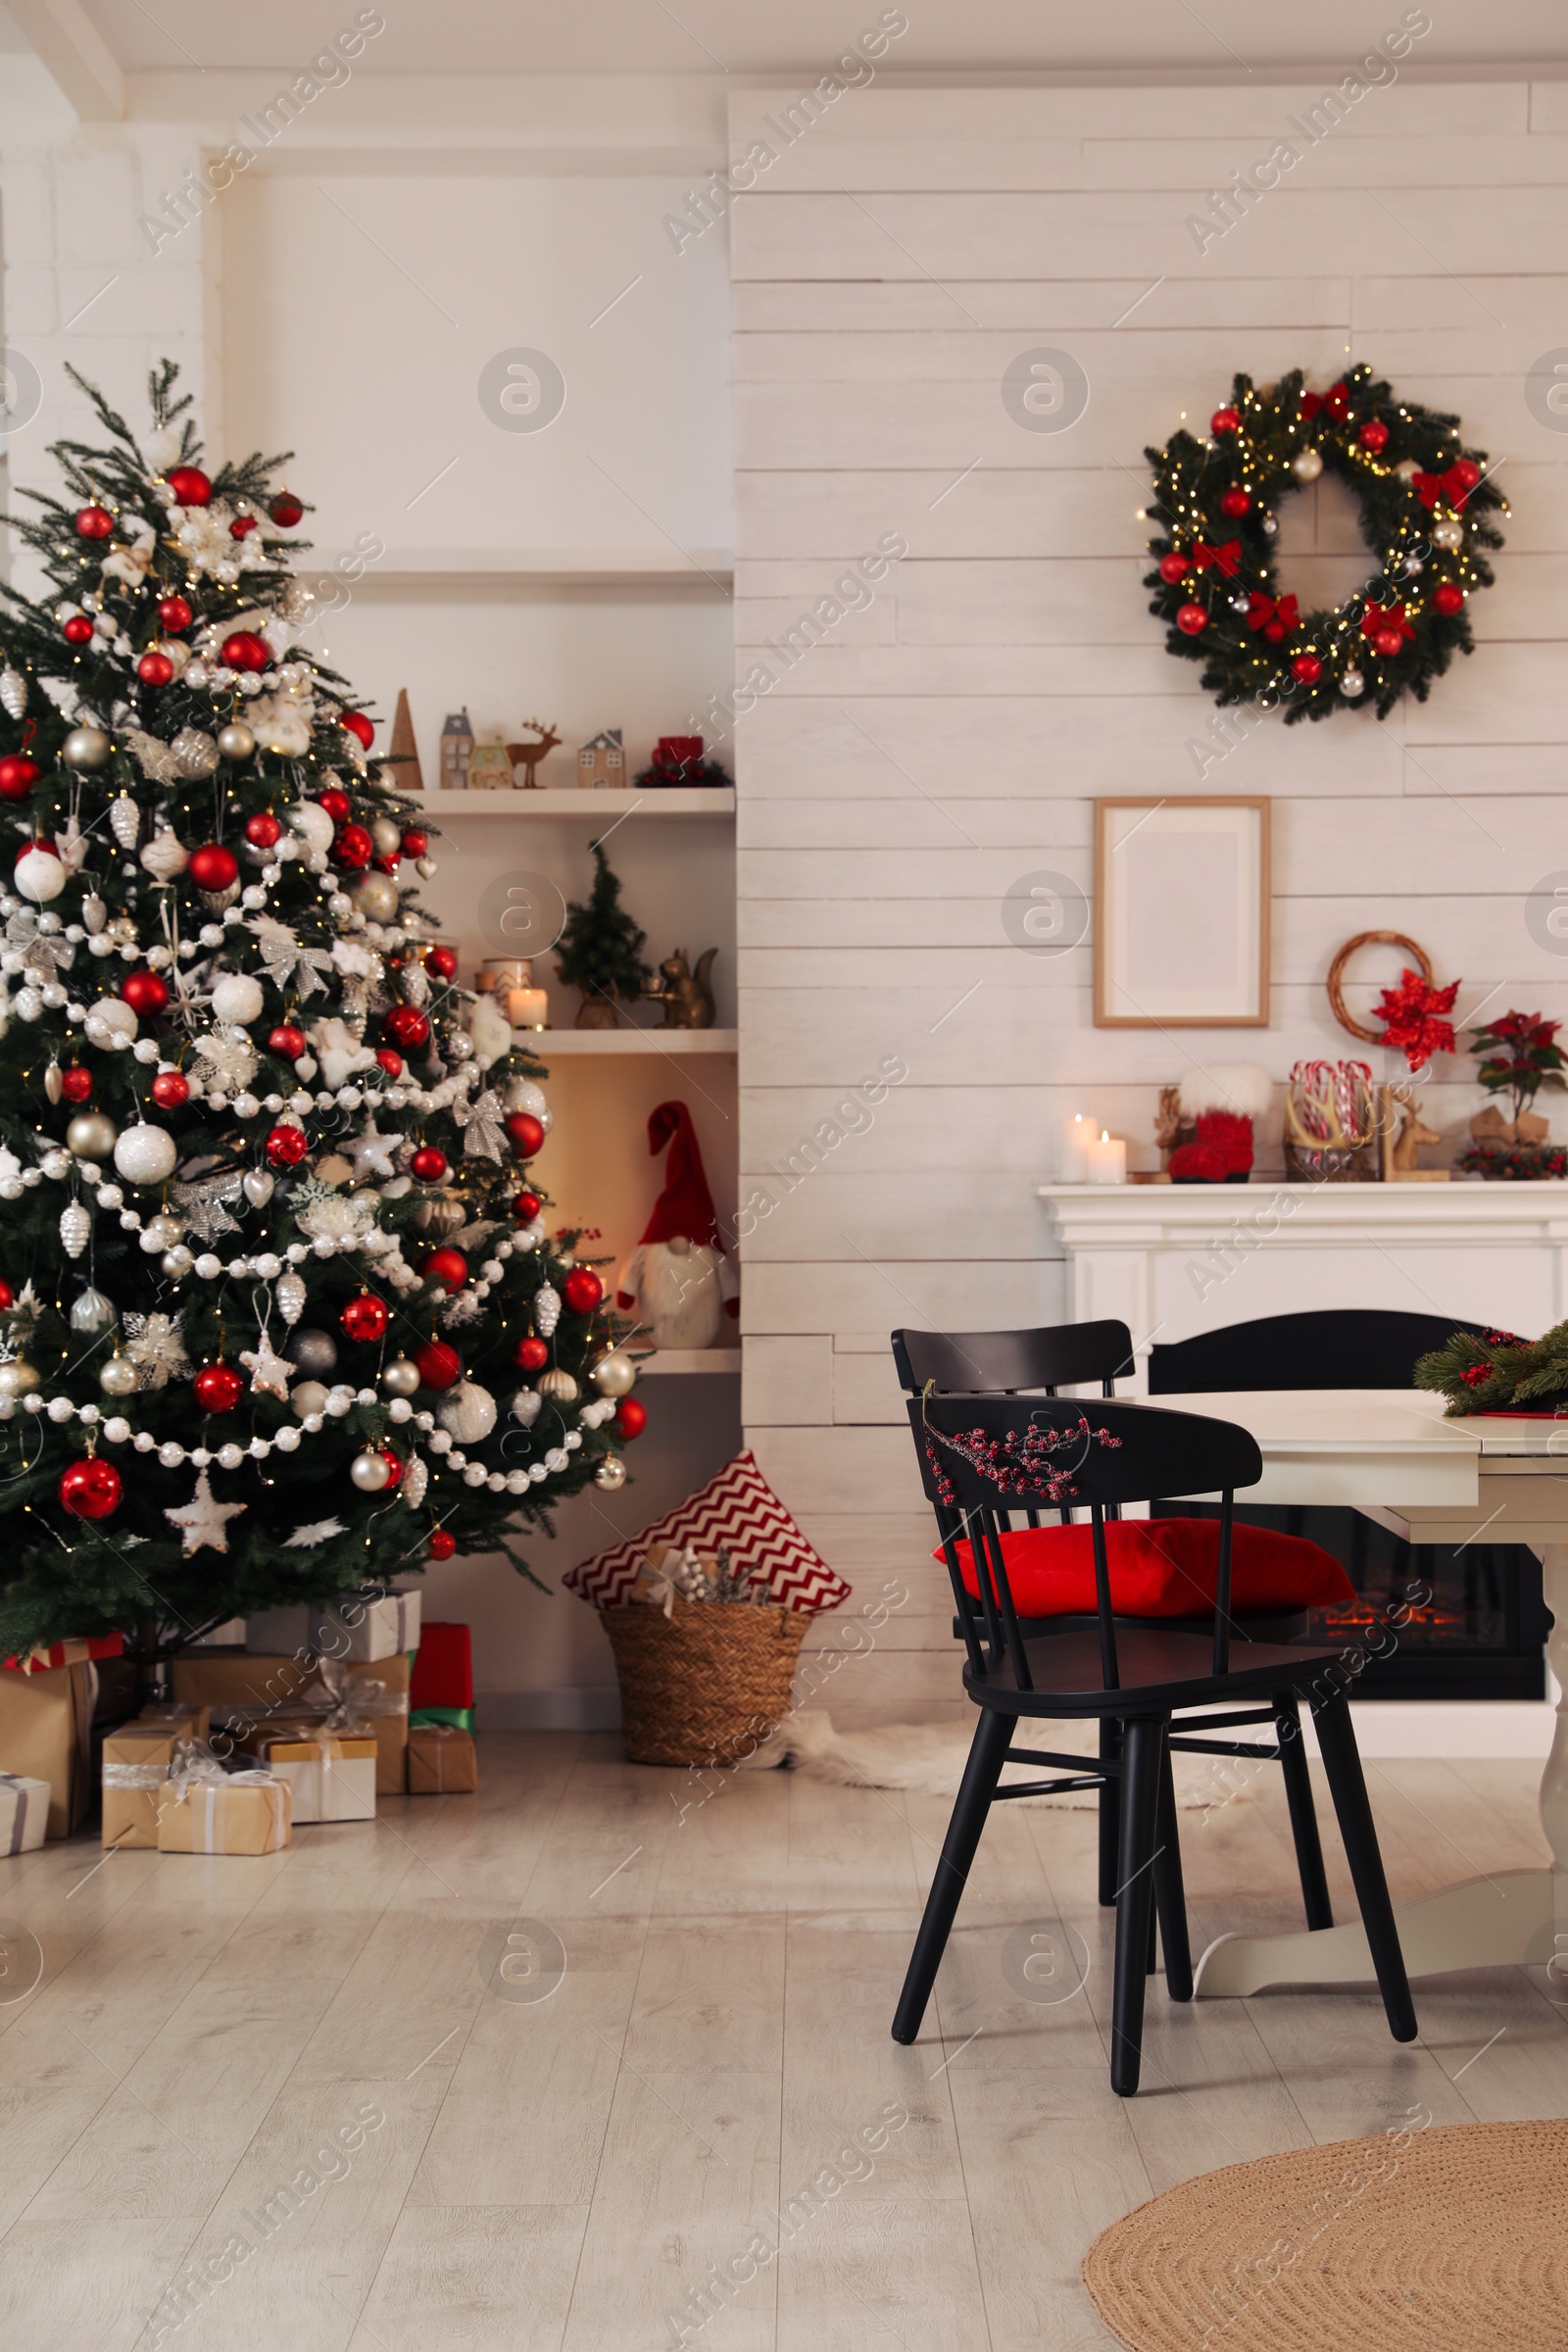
[[258, 1734, 377, 1823], [0, 1772, 51, 1855], [246, 1588, 420, 1665]]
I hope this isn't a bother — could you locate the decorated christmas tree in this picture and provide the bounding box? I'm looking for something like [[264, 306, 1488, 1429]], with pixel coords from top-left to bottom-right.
[[554, 841, 651, 1027], [0, 363, 642, 1669]]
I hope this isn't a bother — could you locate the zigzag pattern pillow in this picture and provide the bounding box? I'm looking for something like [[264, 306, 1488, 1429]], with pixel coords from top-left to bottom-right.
[[564, 1450, 851, 1615]]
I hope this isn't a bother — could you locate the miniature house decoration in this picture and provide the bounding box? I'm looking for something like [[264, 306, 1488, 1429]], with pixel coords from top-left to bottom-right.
[[466, 734, 514, 791], [578, 728, 625, 789], [439, 710, 474, 791]]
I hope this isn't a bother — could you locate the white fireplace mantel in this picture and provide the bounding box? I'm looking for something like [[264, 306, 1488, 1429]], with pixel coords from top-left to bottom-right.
[[1036, 1180, 1568, 1374]]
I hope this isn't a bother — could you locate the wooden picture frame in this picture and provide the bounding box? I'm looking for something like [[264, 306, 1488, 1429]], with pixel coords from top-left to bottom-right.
[[1094, 797, 1271, 1028]]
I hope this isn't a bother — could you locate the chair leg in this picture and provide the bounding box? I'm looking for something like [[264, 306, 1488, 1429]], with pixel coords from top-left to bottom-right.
[[1110, 1717, 1164, 2097], [1274, 1689, 1333, 1932], [1311, 1689, 1418, 2043], [1098, 1717, 1121, 1907], [1153, 1742, 1193, 2001], [892, 1707, 1015, 2045]]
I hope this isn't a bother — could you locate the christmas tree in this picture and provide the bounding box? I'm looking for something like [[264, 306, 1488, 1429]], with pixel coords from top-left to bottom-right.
[[0, 363, 641, 1670], [554, 841, 651, 1027]]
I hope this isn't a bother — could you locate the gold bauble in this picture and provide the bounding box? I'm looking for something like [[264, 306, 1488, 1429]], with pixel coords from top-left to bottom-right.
[[535, 1367, 579, 1402]]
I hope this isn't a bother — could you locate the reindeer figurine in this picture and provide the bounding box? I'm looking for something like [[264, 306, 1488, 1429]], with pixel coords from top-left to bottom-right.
[[506, 719, 562, 789], [1379, 1082, 1448, 1182]]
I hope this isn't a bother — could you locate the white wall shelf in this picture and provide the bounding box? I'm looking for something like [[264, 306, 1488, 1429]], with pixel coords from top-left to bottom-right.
[[530, 1028, 738, 1054], [363, 549, 733, 592], [635, 1350, 742, 1376], [413, 790, 734, 818]]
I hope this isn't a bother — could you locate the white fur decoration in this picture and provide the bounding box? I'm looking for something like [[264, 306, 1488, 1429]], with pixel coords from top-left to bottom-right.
[[618, 1238, 725, 1350], [1177, 1061, 1275, 1120]]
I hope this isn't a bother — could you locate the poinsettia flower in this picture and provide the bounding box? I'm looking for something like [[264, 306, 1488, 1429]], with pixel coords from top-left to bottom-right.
[[1373, 967, 1460, 1069]]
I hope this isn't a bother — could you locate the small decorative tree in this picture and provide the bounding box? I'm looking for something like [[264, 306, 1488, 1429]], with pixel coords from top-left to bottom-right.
[[1468, 1010, 1566, 1126], [554, 843, 651, 1029]]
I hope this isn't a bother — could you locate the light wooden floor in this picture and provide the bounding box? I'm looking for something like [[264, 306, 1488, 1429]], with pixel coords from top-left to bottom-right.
[[0, 1736, 1563, 2350]]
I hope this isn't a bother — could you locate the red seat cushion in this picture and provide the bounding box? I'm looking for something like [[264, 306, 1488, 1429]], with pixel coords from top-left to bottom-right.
[[942, 1518, 1352, 1620]]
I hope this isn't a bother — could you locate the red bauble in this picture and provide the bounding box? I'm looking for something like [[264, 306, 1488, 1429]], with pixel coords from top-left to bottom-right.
[[220, 630, 269, 673], [383, 1005, 430, 1051], [1433, 582, 1464, 615], [341, 1293, 390, 1344], [425, 944, 458, 981], [0, 755, 39, 801], [1291, 654, 1323, 684], [341, 711, 374, 750], [1175, 603, 1207, 636], [1218, 487, 1250, 517], [1325, 381, 1350, 421], [193, 1362, 244, 1413], [74, 505, 114, 539], [1210, 407, 1240, 434], [318, 787, 351, 824], [513, 1190, 541, 1224], [157, 595, 193, 633], [165, 466, 212, 507], [423, 1248, 468, 1293], [188, 842, 239, 892], [1360, 419, 1390, 452], [374, 1048, 404, 1078], [1157, 552, 1190, 584], [514, 1335, 549, 1371], [136, 651, 174, 687], [428, 1528, 457, 1560], [60, 1065, 93, 1103], [401, 828, 428, 858], [270, 492, 305, 528], [63, 614, 93, 646], [268, 1023, 307, 1060], [506, 1111, 545, 1157], [377, 1446, 404, 1490], [151, 1069, 190, 1108], [1452, 458, 1482, 490], [562, 1267, 604, 1315], [265, 1122, 309, 1169], [334, 822, 373, 870], [121, 969, 170, 1016], [414, 1339, 462, 1392], [0, 1280, 12, 1310], [1373, 626, 1403, 658], [229, 515, 258, 540], [614, 1396, 648, 1441], [410, 1145, 449, 1184], [59, 1456, 122, 1520], [246, 810, 282, 848]]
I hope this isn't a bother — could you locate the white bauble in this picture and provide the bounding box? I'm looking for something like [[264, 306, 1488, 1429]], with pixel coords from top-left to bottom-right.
[[257, 711, 312, 758], [505, 1077, 549, 1119], [352, 873, 399, 923], [595, 1455, 627, 1492], [86, 998, 137, 1045], [99, 1353, 138, 1396], [1291, 447, 1324, 482], [211, 973, 265, 1025], [437, 1381, 498, 1444], [1430, 520, 1464, 552], [15, 842, 66, 904], [290, 1379, 329, 1419], [286, 801, 335, 854], [350, 1447, 392, 1492], [172, 726, 220, 777], [113, 1122, 178, 1187], [511, 1388, 543, 1428], [1341, 668, 1366, 700], [590, 1350, 637, 1398], [62, 725, 112, 770], [59, 1200, 91, 1258], [370, 816, 402, 856], [140, 830, 189, 882]]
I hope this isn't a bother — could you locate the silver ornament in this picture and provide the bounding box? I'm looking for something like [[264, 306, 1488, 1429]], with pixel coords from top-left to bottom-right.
[[63, 726, 113, 771], [113, 1122, 178, 1187], [162, 1246, 194, 1278], [287, 1327, 338, 1377], [142, 1212, 184, 1249], [0, 1359, 40, 1398], [594, 1455, 626, 1492], [401, 1455, 428, 1508], [370, 817, 402, 856], [171, 726, 221, 778], [1341, 668, 1366, 699], [71, 1286, 117, 1335], [217, 722, 256, 761], [511, 1388, 543, 1428], [59, 1200, 91, 1258], [350, 1447, 392, 1493], [140, 829, 189, 882], [275, 1269, 307, 1324], [435, 1380, 498, 1444], [1431, 520, 1464, 552], [82, 894, 109, 936], [1291, 447, 1323, 483], [242, 1168, 275, 1207], [416, 858, 438, 880], [1260, 514, 1279, 538], [109, 794, 141, 850], [99, 1352, 138, 1396], [352, 872, 399, 923], [533, 1282, 561, 1339], [535, 1366, 577, 1403], [381, 1355, 420, 1397], [590, 1349, 636, 1398], [67, 1110, 118, 1159], [290, 1378, 329, 1419], [44, 1062, 64, 1106], [0, 668, 26, 721]]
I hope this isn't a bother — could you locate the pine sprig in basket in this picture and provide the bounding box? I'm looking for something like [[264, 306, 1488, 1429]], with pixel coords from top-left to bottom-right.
[[1412, 1322, 1568, 1416]]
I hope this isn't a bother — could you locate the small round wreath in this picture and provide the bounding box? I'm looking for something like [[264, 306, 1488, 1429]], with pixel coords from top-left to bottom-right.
[[1144, 364, 1506, 723]]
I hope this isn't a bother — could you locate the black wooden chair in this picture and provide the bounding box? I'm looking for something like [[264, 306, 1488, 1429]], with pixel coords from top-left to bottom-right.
[[893, 1323, 1345, 1934], [893, 1391, 1417, 2096]]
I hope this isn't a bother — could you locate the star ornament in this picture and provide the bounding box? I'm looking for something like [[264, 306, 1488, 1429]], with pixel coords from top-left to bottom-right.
[[344, 1116, 405, 1183], [240, 1335, 292, 1398], [165, 1468, 246, 1557]]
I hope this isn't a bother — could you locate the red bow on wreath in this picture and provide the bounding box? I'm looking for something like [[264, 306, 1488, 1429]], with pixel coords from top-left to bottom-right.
[[1412, 462, 1476, 513], [1193, 538, 1242, 578], [1374, 966, 1460, 1070], [1247, 591, 1298, 640], [1360, 599, 1416, 644]]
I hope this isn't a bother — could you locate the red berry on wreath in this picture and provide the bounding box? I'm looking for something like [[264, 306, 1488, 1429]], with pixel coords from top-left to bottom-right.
[[270, 492, 305, 528], [268, 1023, 307, 1060], [410, 1145, 449, 1184], [401, 828, 428, 858], [428, 1528, 457, 1560], [220, 630, 269, 673], [63, 614, 93, 646], [1373, 626, 1403, 658], [426, 944, 458, 981], [1264, 620, 1286, 644], [1433, 581, 1464, 615], [513, 1190, 541, 1224], [1299, 392, 1322, 420], [136, 650, 174, 687], [341, 711, 374, 751], [375, 1047, 404, 1078], [0, 755, 39, 800], [1210, 407, 1240, 434], [74, 505, 114, 539], [151, 1068, 190, 1109], [514, 1335, 549, 1372], [188, 842, 238, 892], [414, 1339, 463, 1392], [1218, 487, 1250, 517], [563, 1267, 604, 1315], [1157, 552, 1190, 585], [59, 1455, 122, 1519], [614, 1396, 648, 1441], [121, 969, 170, 1016], [158, 595, 193, 633], [318, 786, 351, 824], [384, 1004, 430, 1052], [1176, 603, 1208, 636], [61, 1064, 93, 1103], [341, 1293, 390, 1344], [246, 810, 282, 849], [193, 1362, 243, 1413], [1291, 654, 1323, 685], [423, 1248, 467, 1293], [1360, 419, 1390, 452], [166, 466, 211, 507], [265, 1122, 309, 1169], [334, 822, 373, 870]]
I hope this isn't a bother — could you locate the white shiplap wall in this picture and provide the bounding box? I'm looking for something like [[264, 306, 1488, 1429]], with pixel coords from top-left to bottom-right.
[[729, 76, 1568, 1721]]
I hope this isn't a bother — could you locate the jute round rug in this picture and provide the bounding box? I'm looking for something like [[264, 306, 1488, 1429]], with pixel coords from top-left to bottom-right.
[[1082, 2118, 1568, 2351]]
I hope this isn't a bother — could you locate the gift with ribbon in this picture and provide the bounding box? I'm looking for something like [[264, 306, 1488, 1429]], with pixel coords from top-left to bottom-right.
[[246, 1586, 421, 1665], [0, 1772, 49, 1855], [253, 1731, 376, 1823], [0, 1658, 100, 1840], [407, 1724, 478, 1794], [157, 1756, 292, 1855], [172, 1648, 412, 1793], [101, 1707, 210, 1848]]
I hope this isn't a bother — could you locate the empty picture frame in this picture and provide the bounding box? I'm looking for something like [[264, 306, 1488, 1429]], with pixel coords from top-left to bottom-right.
[[1095, 798, 1271, 1027]]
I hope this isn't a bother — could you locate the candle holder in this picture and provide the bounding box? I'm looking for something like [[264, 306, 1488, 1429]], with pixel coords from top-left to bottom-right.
[[476, 956, 548, 1030]]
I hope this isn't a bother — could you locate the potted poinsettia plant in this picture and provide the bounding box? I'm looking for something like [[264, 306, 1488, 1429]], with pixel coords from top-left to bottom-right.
[[1459, 1010, 1568, 1179]]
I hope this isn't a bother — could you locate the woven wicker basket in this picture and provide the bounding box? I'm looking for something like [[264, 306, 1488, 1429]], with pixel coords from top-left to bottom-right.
[[601, 1597, 808, 1767]]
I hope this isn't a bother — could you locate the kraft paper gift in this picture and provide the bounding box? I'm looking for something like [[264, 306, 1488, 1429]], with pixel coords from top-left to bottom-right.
[[157, 1773, 292, 1855], [0, 1659, 96, 1839], [246, 1587, 421, 1664], [257, 1733, 377, 1823], [0, 1773, 50, 1855], [172, 1649, 411, 1794], [100, 1710, 209, 1848], [407, 1724, 477, 1794]]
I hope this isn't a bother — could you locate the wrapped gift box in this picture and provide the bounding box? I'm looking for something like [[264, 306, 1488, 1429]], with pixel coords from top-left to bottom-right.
[[157, 1775, 292, 1855], [0, 1773, 50, 1855], [411, 1706, 475, 1734], [410, 1622, 471, 1711], [171, 1650, 411, 1794], [1, 1632, 124, 1675], [0, 1659, 97, 1839], [246, 1587, 420, 1664], [407, 1724, 477, 1794], [256, 1733, 376, 1823], [101, 1707, 210, 1849]]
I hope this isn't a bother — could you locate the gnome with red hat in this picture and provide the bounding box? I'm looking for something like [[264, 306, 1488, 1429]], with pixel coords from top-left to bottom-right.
[[617, 1101, 737, 1348]]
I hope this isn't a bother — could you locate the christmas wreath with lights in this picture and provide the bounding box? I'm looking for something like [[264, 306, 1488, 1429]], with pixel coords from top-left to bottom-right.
[[1144, 364, 1506, 723]]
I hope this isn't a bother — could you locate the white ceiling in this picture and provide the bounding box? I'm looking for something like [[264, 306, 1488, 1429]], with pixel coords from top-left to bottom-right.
[[37, 0, 1568, 76]]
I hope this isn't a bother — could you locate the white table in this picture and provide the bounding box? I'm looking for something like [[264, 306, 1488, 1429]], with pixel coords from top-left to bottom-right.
[[1149, 1389, 1568, 1996]]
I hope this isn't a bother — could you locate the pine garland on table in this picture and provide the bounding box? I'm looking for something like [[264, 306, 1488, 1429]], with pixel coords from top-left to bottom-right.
[[1412, 1323, 1568, 1416]]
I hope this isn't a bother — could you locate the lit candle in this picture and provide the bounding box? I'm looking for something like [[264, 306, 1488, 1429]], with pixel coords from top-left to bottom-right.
[[1059, 1112, 1092, 1182], [510, 988, 549, 1031], [1084, 1129, 1127, 1185]]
